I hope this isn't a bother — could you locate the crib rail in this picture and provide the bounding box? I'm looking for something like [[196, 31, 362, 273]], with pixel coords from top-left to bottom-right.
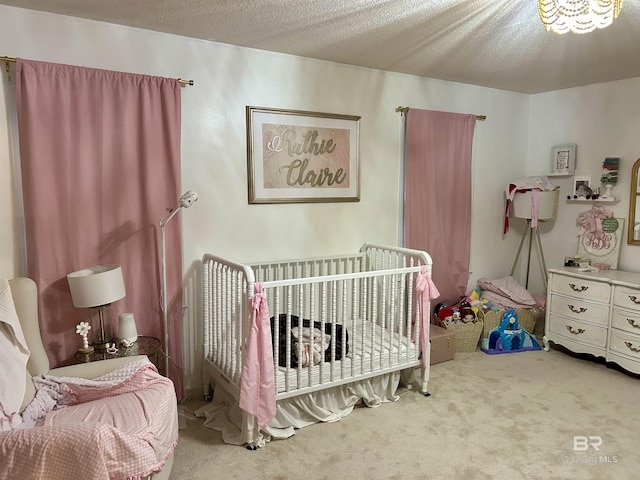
[[250, 252, 366, 283], [361, 243, 433, 271], [202, 254, 255, 389]]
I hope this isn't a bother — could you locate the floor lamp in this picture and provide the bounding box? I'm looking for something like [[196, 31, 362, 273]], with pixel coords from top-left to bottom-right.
[[509, 188, 559, 290], [160, 190, 198, 377]]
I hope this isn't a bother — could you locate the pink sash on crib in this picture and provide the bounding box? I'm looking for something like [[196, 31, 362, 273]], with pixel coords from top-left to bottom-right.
[[415, 266, 440, 368], [239, 282, 276, 430]]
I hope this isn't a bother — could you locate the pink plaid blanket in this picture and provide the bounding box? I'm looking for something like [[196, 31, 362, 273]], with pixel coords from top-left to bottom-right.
[[0, 360, 178, 480]]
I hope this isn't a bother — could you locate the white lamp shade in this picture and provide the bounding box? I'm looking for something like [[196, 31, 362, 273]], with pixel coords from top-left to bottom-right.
[[67, 264, 126, 308], [511, 190, 557, 221]]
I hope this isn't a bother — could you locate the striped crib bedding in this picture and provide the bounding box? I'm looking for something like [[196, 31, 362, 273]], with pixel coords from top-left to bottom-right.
[[273, 316, 418, 394]]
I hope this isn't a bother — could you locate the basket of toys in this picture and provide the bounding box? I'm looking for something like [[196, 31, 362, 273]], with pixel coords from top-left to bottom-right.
[[434, 302, 484, 352]]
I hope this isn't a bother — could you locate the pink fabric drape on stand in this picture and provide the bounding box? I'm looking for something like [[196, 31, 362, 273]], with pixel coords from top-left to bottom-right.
[[404, 109, 476, 307], [415, 266, 440, 367], [15, 59, 184, 398], [239, 283, 276, 430]]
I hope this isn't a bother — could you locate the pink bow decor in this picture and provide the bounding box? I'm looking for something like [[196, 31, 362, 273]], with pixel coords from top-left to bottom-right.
[[576, 206, 612, 241], [239, 282, 276, 430], [415, 266, 440, 368]]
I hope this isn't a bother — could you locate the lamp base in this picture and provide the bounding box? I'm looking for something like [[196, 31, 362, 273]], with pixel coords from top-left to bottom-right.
[[78, 346, 94, 354], [92, 339, 113, 350], [92, 305, 114, 350]]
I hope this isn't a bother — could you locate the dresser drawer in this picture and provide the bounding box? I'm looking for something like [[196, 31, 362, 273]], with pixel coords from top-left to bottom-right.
[[609, 329, 640, 361], [550, 274, 611, 303], [549, 294, 609, 326], [611, 307, 640, 335], [548, 314, 607, 348], [613, 286, 640, 312]]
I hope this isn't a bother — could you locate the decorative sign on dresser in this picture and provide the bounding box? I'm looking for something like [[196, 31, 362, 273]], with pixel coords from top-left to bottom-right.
[[544, 267, 640, 375]]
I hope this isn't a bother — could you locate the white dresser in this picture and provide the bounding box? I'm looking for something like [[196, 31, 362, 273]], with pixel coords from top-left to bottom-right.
[[544, 267, 640, 375]]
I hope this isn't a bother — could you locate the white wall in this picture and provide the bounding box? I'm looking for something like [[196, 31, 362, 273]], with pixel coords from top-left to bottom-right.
[[0, 5, 532, 394], [527, 78, 640, 290]]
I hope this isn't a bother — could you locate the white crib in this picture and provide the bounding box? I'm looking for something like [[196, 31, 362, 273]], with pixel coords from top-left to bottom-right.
[[200, 243, 434, 446]]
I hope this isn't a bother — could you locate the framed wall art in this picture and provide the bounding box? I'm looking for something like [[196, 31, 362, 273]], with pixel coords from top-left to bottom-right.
[[246, 106, 360, 204], [577, 217, 624, 270], [550, 144, 576, 175], [573, 175, 591, 198]]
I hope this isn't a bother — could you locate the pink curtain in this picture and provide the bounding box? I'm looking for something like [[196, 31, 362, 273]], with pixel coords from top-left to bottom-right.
[[15, 59, 184, 398], [404, 109, 476, 307]]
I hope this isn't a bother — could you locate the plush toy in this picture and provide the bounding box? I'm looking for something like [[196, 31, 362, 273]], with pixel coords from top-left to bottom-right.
[[466, 287, 482, 302], [459, 301, 476, 322], [467, 286, 500, 313], [437, 305, 457, 320], [434, 303, 447, 316], [484, 299, 500, 312]]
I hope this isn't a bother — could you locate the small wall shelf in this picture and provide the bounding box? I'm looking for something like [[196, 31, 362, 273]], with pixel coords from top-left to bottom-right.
[[566, 197, 619, 204], [546, 172, 573, 178]]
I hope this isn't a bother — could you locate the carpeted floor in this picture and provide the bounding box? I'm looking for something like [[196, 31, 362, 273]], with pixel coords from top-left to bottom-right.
[[169, 347, 640, 480]]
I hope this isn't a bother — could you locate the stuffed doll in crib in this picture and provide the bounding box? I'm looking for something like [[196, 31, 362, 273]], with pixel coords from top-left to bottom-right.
[[482, 308, 541, 354], [270, 314, 350, 368], [291, 326, 331, 367]]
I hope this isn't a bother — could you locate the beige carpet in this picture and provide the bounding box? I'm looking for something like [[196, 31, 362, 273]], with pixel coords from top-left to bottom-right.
[[170, 347, 640, 480]]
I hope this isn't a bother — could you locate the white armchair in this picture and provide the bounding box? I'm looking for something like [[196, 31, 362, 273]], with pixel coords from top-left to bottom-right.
[[0, 278, 178, 479]]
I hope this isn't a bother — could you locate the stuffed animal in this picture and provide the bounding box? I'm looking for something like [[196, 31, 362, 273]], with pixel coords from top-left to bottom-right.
[[459, 301, 476, 322]]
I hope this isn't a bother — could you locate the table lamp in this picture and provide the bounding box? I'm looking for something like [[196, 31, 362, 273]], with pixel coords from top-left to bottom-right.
[[67, 264, 126, 350]]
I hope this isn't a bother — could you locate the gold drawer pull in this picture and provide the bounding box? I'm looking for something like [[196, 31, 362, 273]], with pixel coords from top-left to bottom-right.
[[624, 342, 640, 353], [629, 295, 640, 305], [569, 283, 588, 292], [566, 325, 585, 335], [567, 305, 587, 314], [627, 318, 640, 329]]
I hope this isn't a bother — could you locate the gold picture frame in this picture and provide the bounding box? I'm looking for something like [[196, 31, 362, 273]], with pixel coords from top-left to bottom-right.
[[246, 106, 361, 204]]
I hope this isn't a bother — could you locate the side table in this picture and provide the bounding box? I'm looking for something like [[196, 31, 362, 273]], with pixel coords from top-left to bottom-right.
[[75, 335, 163, 373]]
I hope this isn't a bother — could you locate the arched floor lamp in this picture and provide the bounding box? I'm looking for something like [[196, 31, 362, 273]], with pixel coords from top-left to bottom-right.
[[160, 190, 198, 377]]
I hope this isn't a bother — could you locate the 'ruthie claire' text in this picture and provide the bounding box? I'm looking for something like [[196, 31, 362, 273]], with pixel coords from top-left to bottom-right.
[[267, 128, 347, 187]]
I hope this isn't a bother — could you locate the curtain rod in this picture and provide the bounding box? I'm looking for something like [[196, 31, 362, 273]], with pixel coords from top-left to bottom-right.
[[1, 55, 194, 86], [396, 106, 486, 121]]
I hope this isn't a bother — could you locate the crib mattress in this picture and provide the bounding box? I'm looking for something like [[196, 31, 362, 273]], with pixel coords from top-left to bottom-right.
[[275, 319, 418, 394]]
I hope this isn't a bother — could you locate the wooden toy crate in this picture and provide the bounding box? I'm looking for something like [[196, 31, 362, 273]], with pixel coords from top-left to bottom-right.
[[430, 323, 455, 364]]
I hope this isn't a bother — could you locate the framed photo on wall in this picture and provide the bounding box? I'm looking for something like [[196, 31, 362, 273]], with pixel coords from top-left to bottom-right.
[[573, 175, 591, 198], [246, 106, 361, 204], [551, 144, 576, 175]]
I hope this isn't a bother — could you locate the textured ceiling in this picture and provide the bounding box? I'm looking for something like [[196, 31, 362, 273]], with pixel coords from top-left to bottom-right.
[[2, 0, 640, 94]]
